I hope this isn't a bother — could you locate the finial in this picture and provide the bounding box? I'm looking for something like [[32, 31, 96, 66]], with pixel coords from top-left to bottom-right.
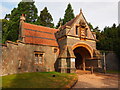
[[80, 8, 82, 13]]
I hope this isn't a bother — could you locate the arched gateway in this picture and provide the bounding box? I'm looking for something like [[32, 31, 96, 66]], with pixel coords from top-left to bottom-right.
[[55, 9, 101, 73], [73, 43, 93, 71]]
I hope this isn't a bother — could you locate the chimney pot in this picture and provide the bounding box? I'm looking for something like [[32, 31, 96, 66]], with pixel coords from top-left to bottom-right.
[[20, 14, 26, 22]]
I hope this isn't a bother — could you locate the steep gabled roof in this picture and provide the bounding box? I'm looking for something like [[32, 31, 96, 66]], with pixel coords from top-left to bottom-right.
[[60, 15, 79, 30], [22, 22, 58, 47], [60, 10, 96, 40]]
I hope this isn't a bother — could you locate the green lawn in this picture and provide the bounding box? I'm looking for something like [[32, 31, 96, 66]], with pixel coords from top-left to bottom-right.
[[2, 72, 78, 88], [106, 70, 120, 74]]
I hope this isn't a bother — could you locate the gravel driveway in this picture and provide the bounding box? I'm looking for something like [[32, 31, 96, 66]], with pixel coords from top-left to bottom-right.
[[72, 73, 119, 88]]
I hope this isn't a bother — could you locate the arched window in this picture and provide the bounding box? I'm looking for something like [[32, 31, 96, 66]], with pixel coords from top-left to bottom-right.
[[54, 48, 58, 53]]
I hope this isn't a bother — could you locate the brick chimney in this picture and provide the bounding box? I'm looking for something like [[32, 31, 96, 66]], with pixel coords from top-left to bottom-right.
[[19, 14, 26, 41]]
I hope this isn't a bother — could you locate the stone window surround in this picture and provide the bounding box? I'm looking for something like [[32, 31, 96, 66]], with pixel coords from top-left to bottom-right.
[[75, 24, 79, 36], [75, 24, 88, 38], [34, 51, 44, 65]]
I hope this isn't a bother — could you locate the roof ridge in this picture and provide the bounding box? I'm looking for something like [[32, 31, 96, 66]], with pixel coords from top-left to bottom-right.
[[61, 14, 79, 30], [23, 22, 58, 31]]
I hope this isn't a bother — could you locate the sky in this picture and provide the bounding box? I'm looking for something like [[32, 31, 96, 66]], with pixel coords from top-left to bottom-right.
[[1, 0, 119, 30]]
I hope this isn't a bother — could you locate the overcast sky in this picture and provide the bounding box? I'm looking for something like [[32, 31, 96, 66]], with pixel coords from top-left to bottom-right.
[[1, 0, 119, 30]]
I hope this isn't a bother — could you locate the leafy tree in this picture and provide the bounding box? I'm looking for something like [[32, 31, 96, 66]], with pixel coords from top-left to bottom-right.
[[5, 0, 38, 23], [63, 3, 75, 25], [36, 7, 54, 28], [113, 24, 120, 58], [96, 23, 120, 58], [88, 22, 94, 30], [3, 0, 38, 43], [1, 19, 9, 43], [56, 18, 63, 29], [1, 19, 18, 43]]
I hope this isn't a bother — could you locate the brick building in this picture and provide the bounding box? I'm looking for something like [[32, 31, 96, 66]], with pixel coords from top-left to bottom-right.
[[1, 9, 101, 76]]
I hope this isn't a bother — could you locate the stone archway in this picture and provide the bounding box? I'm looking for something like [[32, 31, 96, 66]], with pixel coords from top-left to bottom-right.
[[73, 43, 93, 71]]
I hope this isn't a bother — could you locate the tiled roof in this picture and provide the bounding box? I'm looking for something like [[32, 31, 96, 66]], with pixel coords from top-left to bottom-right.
[[61, 15, 79, 30], [22, 22, 58, 47]]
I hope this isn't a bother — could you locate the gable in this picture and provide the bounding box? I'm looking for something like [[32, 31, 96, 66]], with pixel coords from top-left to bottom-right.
[[65, 11, 95, 40]]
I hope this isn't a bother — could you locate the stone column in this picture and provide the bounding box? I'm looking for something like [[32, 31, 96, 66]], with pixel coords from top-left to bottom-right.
[[60, 58, 67, 73], [70, 58, 76, 73]]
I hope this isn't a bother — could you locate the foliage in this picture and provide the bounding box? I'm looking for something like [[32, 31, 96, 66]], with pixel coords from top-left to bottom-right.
[[3, 0, 38, 43], [2, 72, 77, 88], [88, 22, 94, 30], [95, 23, 120, 58], [1, 19, 18, 43], [56, 3, 75, 28], [56, 18, 63, 29], [5, 0, 38, 23], [36, 7, 54, 28], [63, 3, 75, 25]]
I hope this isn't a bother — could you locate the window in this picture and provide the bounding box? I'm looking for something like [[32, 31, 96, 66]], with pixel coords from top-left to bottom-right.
[[76, 26, 79, 35], [34, 51, 44, 64], [54, 48, 58, 53], [85, 28, 88, 37], [39, 54, 43, 64], [35, 54, 39, 64]]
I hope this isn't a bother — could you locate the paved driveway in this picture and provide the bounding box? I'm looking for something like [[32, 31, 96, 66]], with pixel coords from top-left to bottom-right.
[[72, 73, 119, 88]]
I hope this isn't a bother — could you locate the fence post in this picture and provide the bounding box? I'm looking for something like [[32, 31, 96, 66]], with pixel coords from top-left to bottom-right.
[[103, 52, 106, 74], [91, 66, 93, 74]]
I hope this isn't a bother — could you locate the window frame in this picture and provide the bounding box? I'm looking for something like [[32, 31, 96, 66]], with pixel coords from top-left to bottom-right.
[[75, 25, 79, 35], [34, 51, 44, 65]]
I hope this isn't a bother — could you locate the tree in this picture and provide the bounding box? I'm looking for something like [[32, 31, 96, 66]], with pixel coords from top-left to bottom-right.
[[1, 19, 18, 43], [63, 3, 75, 25], [56, 18, 63, 29], [36, 7, 54, 28], [5, 0, 38, 23], [3, 0, 38, 43], [96, 23, 120, 58], [56, 3, 74, 28], [1, 19, 9, 43], [88, 22, 94, 30]]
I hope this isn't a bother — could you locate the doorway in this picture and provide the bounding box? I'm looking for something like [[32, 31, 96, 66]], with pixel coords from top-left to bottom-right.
[[74, 53, 83, 69], [73, 46, 91, 70]]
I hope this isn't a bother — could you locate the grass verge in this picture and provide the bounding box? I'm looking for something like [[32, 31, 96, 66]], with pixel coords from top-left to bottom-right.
[[2, 72, 78, 88], [106, 70, 120, 74]]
